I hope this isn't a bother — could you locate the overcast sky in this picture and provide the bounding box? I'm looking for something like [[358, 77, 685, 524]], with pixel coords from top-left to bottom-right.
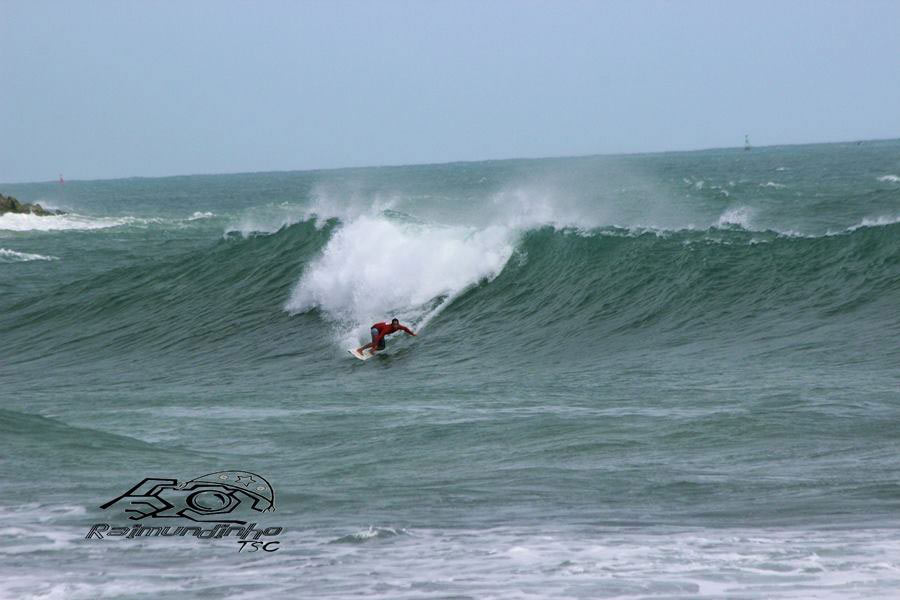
[[2, 0, 899, 183]]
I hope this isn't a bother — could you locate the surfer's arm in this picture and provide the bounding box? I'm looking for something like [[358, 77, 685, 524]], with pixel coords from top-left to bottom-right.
[[399, 325, 415, 336]]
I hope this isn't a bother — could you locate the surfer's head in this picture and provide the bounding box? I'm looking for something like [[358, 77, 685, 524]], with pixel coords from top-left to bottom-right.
[[391, 318, 400, 327]]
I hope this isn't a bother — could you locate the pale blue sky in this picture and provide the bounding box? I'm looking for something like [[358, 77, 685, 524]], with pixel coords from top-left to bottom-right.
[[2, 0, 899, 182]]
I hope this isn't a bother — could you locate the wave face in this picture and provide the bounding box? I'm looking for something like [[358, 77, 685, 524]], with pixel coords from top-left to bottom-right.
[[2, 140, 900, 598]]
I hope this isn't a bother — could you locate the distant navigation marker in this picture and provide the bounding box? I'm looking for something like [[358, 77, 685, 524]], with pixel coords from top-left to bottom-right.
[[744, 135, 751, 151], [59, 174, 64, 184]]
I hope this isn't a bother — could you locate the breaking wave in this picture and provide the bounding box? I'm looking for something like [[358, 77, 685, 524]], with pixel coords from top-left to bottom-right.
[[0, 248, 58, 263]]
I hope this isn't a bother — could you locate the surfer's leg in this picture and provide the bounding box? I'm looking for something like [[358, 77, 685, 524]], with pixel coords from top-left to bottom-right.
[[358, 327, 380, 353], [365, 328, 382, 353]]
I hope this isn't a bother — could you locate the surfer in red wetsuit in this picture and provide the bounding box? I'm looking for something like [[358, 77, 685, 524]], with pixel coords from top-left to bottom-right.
[[356, 318, 416, 355]]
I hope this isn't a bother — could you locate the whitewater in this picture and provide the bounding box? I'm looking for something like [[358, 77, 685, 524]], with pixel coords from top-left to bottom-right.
[[1, 139, 899, 599]]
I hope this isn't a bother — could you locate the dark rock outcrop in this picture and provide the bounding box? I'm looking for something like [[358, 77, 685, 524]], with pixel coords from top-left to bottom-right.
[[0, 193, 65, 216]]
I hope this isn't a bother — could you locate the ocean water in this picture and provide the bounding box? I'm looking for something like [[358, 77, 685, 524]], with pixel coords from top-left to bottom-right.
[[1, 140, 899, 598]]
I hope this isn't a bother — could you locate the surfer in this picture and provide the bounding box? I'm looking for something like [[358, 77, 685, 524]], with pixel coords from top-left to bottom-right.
[[356, 318, 416, 355]]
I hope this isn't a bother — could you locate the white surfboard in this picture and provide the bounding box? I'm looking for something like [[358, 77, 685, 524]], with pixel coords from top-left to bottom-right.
[[348, 348, 373, 361]]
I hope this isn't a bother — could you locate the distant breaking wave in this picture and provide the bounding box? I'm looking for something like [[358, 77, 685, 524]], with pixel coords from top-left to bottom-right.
[[0, 211, 220, 232], [0, 212, 140, 232], [844, 214, 900, 231], [0, 248, 59, 263], [187, 211, 216, 220], [715, 206, 753, 229]]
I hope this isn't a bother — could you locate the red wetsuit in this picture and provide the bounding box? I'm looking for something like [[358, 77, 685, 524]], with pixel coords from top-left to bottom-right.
[[371, 322, 413, 348]]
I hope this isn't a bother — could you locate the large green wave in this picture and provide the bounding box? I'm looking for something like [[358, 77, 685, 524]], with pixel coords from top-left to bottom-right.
[[1, 218, 896, 385]]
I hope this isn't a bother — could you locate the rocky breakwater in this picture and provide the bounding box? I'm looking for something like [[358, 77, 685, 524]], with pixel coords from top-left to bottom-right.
[[0, 193, 65, 216]]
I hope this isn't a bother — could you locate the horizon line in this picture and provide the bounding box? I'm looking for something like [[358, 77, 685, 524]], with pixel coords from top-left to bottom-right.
[[3, 135, 898, 187]]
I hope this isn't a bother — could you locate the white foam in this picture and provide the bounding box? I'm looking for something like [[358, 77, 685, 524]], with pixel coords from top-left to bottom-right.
[[0, 248, 58, 263], [331, 526, 406, 543], [3, 522, 899, 599], [760, 181, 787, 189], [187, 211, 216, 220], [877, 174, 900, 183], [716, 206, 753, 228], [285, 214, 514, 345], [845, 214, 900, 231], [281, 183, 595, 344], [0, 212, 135, 231]]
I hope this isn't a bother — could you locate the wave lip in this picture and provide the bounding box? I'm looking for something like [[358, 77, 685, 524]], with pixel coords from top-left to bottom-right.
[[0, 248, 58, 263], [844, 214, 900, 232], [877, 174, 899, 183], [187, 211, 216, 220]]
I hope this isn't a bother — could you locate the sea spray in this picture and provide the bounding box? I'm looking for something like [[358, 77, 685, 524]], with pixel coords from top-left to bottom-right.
[[284, 214, 515, 346]]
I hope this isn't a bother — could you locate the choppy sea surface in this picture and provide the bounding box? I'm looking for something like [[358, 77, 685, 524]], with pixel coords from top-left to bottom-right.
[[1, 140, 899, 598]]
